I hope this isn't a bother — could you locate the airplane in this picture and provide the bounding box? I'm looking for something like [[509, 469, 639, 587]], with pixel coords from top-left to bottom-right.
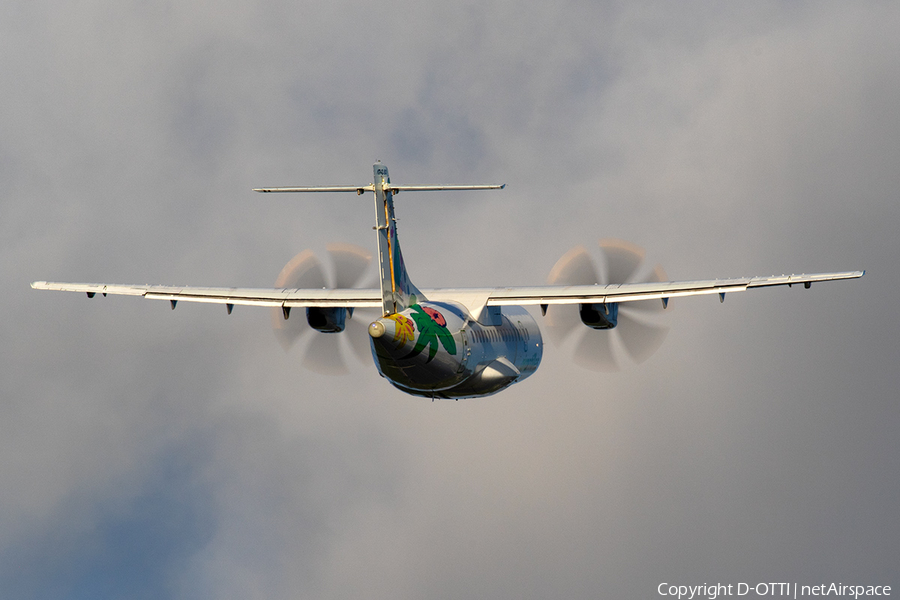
[[32, 162, 864, 399]]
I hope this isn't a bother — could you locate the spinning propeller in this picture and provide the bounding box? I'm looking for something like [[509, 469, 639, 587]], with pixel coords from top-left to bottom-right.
[[271, 243, 376, 375], [545, 239, 670, 371]]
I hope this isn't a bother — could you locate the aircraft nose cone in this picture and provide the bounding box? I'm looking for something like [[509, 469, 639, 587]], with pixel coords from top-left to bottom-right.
[[368, 320, 386, 338]]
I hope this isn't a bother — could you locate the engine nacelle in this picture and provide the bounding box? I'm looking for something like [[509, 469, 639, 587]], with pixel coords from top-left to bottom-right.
[[306, 307, 349, 332], [579, 302, 618, 329]]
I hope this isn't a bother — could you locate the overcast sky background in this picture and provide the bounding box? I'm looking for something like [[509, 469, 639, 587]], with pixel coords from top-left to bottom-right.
[[2, 2, 897, 598]]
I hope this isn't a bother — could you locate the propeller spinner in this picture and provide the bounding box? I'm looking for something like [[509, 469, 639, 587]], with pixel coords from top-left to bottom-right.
[[545, 239, 670, 372]]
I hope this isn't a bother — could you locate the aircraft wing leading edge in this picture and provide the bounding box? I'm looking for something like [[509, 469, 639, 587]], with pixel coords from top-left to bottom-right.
[[32, 270, 863, 312], [477, 270, 865, 306], [29, 282, 383, 308]]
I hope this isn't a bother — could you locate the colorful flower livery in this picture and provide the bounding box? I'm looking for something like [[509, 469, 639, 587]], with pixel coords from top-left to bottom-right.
[[369, 299, 540, 398]]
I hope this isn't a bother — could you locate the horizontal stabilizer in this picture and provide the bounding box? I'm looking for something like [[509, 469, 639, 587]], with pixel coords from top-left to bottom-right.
[[252, 184, 504, 194], [253, 186, 375, 194], [389, 184, 505, 192]]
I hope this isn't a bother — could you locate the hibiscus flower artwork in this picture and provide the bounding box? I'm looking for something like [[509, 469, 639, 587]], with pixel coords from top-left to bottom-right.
[[385, 313, 415, 346], [404, 304, 456, 362], [421, 306, 446, 327]]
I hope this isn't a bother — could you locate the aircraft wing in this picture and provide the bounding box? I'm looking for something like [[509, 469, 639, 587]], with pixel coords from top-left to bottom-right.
[[32, 270, 863, 314], [423, 270, 865, 316], [30, 281, 383, 308]]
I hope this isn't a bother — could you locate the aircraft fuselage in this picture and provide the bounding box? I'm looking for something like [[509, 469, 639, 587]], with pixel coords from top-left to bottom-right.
[[368, 301, 542, 399]]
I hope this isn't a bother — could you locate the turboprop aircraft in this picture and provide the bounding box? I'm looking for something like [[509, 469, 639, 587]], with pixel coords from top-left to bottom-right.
[[32, 162, 864, 399]]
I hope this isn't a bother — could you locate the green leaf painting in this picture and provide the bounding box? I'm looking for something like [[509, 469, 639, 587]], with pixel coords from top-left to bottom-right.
[[402, 304, 457, 362]]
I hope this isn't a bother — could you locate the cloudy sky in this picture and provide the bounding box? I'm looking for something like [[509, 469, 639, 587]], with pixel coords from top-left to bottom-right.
[[3, 1, 897, 598]]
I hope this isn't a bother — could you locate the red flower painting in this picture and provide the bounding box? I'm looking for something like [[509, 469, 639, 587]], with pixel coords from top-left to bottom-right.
[[422, 306, 446, 327]]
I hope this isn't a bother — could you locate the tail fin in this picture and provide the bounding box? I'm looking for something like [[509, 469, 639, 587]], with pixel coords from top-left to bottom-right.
[[372, 163, 422, 315], [254, 162, 505, 316]]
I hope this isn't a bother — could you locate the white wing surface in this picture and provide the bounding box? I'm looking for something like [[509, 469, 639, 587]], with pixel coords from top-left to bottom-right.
[[32, 270, 863, 314], [426, 270, 864, 317], [484, 270, 863, 304], [30, 282, 382, 308]]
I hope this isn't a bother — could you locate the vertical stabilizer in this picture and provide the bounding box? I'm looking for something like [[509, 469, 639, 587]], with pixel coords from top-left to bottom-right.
[[253, 162, 503, 316], [373, 163, 423, 315]]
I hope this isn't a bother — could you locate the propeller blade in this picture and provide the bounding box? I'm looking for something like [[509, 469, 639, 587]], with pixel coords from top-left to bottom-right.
[[622, 264, 671, 314], [599, 238, 645, 284], [273, 320, 310, 352], [274, 249, 326, 289], [271, 244, 374, 372], [544, 305, 583, 346], [329, 244, 375, 366], [301, 332, 349, 375], [271, 250, 326, 350], [327, 243, 372, 289], [647, 263, 668, 283], [615, 312, 668, 364], [547, 240, 671, 369], [573, 330, 619, 372], [546, 245, 599, 347], [547, 245, 598, 286], [344, 308, 378, 363]]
